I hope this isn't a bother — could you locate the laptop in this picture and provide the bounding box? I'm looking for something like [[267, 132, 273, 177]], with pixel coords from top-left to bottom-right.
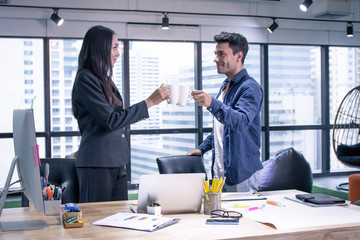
[[137, 173, 205, 215]]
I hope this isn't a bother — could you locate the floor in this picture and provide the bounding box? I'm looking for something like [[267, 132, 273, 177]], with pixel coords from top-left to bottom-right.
[[313, 175, 349, 192]]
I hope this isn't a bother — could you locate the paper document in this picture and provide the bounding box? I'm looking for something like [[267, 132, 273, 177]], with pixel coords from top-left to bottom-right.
[[223, 195, 360, 230], [92, 212, 180, 232]]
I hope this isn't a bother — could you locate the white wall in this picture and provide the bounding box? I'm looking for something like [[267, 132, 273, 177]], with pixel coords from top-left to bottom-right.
[[0, 0, 359, 45]]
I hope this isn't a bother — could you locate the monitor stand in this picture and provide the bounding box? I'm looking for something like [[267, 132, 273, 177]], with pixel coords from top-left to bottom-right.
[[0, 156, 48, 231]]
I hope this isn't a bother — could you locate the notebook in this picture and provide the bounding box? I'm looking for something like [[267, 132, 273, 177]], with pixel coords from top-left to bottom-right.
[[137, 173, 205, 214]]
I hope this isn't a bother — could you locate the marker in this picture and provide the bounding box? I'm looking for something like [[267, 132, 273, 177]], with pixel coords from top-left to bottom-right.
[[232, 204, 250, 208], [248, 207, 259, 211], [46, 187, 53, 200], [266, 200, 285, 207]]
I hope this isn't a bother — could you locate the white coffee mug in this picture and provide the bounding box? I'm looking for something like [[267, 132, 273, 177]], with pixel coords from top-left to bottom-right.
[[168, 84, 180, 104], [167, 84, 192, 106]]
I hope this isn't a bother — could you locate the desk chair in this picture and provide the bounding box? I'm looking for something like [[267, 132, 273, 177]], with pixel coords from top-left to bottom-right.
[[156, 155, 207, 178], [22, 158, 79, 206]]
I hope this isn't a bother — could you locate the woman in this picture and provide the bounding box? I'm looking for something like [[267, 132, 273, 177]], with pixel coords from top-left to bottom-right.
[[72, 25, 169, 202]]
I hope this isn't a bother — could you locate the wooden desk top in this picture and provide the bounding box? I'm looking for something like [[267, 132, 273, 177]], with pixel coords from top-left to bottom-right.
[[1, 190, 360, 240]]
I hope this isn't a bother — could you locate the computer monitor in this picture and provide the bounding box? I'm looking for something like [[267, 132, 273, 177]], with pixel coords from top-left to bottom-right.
[[0, 109, 48, 231]]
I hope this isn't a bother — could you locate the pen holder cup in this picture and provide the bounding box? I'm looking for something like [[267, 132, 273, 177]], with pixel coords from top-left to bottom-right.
[[204, 192, 221, 215], [44, 200, 61, 215]]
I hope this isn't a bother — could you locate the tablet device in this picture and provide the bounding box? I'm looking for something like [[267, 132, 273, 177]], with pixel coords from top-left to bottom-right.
[[295, 193, 345, 205]]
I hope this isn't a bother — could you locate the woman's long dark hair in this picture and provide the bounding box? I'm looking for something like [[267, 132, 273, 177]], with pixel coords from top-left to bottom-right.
[[72, 25, 121, 118]]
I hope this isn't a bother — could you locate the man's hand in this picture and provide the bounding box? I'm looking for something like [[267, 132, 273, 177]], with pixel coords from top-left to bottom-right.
[[187, 149, 202, 156], [191, 89, 212, 108]]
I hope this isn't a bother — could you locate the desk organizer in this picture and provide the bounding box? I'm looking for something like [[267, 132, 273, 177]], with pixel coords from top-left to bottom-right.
[[63, 210, 84, 228]]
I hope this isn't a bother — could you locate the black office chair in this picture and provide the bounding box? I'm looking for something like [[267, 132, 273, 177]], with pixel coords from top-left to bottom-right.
[[156, 155, 207, 178], [22, 158, 79, 206]]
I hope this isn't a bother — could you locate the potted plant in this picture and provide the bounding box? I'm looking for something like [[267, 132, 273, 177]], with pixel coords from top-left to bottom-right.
[[147, 195, 161, 216]]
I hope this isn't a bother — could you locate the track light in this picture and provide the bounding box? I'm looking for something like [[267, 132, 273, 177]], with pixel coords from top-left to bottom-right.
[[51, 8, 64, 26], [267, 18, 278, 33], [162, 13, 169, 30], [300, 0, 313, 12], [347, 22, 354, 37]]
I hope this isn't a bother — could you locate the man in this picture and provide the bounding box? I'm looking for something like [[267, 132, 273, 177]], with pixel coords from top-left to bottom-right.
[[188, 32, 263, 192]]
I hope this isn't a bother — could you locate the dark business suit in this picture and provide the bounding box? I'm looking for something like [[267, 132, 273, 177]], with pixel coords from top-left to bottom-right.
[[72, 69, 149, 202]]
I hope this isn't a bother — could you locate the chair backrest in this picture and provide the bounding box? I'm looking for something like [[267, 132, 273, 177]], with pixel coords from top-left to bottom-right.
[[22, 158, 79, 206], [156, 155, 207, 177], [258, 148, 313, 193], [39, 158, 79, 204]]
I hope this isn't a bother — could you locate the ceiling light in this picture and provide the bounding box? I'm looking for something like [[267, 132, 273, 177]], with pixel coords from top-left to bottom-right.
[[51, 8, 64, 26], [162, 13, 169, 30], [300, 0, 313, 12], [347, 22, 353, 37], [267, 18, 278, 33]]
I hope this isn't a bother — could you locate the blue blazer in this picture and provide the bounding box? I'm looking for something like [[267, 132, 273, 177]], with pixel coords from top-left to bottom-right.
[[72, 69, 149, 168]]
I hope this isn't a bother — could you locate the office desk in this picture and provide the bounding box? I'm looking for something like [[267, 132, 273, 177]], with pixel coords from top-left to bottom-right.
[[1, 190, 360, 240]]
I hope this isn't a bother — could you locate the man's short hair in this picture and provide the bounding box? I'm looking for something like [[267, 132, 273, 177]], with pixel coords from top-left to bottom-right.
[[214, 32, 248, 64]]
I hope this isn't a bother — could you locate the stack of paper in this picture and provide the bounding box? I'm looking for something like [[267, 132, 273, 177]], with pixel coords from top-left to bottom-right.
[[92, 212, 180, 232]]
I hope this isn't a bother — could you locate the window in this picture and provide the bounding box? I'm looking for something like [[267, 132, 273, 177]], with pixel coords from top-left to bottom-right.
[[52, 70, 60, 78], [52, 99, 60, 106], [24, 50, 33, 56], [24, 89, 33, 94], [65, 117, 72, 124], [0, 38, 44, 133], [53, 117, 60, 125], [52, 80, 60, 87], [129, 41, 195, 130], [52, 89, 60, 96], [131, 133, 196, 182], [1, 35, 356, 187], [329, 47, 360, 171], [24, 41, 33, 46], [51, 61, 59, 68], [201, 43, 261, 128], [64, 80, 72, 87], [269, 45, 321, 126], [52, 108, 60, 115], [48, 39, 122, 158], [25, 79, 33, 84]]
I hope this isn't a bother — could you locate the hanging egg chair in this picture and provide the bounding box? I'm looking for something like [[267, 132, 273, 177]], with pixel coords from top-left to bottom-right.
[[332, 85, 360, 190]]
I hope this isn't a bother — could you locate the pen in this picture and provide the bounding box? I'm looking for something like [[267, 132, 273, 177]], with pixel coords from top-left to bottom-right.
[[266, 200, 285, 207], [53, 187, 58, 200], [44, 163, 49, 186]]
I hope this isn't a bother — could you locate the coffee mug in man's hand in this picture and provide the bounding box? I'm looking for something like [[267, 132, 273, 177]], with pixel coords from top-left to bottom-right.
[[167, 85, 192, 106]]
